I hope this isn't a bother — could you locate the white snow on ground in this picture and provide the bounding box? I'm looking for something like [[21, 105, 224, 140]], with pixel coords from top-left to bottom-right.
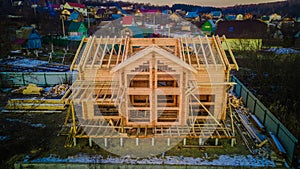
[[30, 154, 275, 167], [8, 58, 48, 68], [0, 136, 9, 141], [266, 48, 300, 54], [30, 123, 46, 128], [6, 118, 46, 128]]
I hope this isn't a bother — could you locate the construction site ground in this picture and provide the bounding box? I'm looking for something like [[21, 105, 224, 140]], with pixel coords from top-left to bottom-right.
[[0, 91, 283, 168]]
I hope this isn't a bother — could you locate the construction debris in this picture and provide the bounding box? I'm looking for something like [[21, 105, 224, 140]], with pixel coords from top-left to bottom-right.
[[22, 84, 43, 95], [44, 84, 69, 97], [4, 98, 65, 112], [228, 94, 287, 167]]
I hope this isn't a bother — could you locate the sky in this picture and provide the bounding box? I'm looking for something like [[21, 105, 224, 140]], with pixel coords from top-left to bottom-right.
[[122, 0, 285, 7]]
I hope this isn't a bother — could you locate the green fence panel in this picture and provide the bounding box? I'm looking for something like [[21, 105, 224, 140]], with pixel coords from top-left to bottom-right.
[[0, 72, 78, 87], [254, 102, 265, 123], [264, 112, 279, 134], [240, 88, 248, 104], [230, 75, 298, 164], [247, 94, 256, 113]]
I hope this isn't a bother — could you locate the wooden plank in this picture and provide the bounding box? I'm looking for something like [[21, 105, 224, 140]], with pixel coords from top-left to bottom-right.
[[99, 37, 109, 68], [107, 36, 117, 68], [205, 35, 217, 66], [116, 36, 123, 65], [212, 35, 227, 69], [185, 37, 192, 65], [82, 36, 96, 69], [222, 35, 239, 70], [198, 36, 208, 67], [192, 38, 200, 69], [91, 36, 102, 67], [70, 37, 85, 71]]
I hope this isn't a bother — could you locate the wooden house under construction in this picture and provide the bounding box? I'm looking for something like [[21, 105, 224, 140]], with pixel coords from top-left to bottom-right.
[[67, 35, 238, 146]]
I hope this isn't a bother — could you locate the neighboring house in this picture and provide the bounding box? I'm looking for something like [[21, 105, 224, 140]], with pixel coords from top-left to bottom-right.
[[260, 15, 270, 22], [96, 8, 111, 19], [185, 11, 199, 21], [49, 4, 61, 11], [112, 14, 122, 20], [13, 26, 42, 49], [244, 13, 253, 20], [225, 15, 236, 21], [201, 20, 216, 36], [135, 9, 161, 16], [210, 11, 222, 19], [121, 26, 144, 38], [236, 14, 244, 21], [70, 10, 85, 22], [60, 8, 71, 20], [169, 13, 181, 22], [269, 13, 281, 21], [162, 9, 172, 15], [122, 15, 135, 26], [216, 20, 268, 50], [64, 2, 87, 16], [68, 22, 88, 40]]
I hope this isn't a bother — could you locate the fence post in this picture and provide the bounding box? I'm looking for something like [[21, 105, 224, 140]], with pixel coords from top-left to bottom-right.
[[263, 110, 267, 125], [239, 84, 242, 98], [276, 123, 280, 137], [43, 73, 47, 86], [245, 91, 249, 105], [253, 99, 257, 115], [65, 72, 68, 84], [22, 72, 26, 86]]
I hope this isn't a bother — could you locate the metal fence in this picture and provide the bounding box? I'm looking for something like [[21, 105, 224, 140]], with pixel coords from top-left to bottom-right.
[[231, 75, 298, 164], [0, 72, 78, 87]]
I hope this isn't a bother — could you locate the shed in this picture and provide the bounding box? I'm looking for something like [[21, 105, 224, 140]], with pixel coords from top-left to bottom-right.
[[202, 20, 216, 36], [69, 10, 84, 22], [68, 22, 87, 39], [121, 26, 144, 38], [14, 26, 42, 49]]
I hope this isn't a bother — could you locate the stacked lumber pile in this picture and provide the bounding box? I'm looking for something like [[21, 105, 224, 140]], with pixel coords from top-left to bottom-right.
[[44, 84, 69, 97], [3, 98, 66, 113]]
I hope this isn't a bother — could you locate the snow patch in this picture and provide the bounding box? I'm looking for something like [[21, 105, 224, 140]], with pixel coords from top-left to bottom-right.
[[31, 123, 46, 128], [266, 48, 300, 54], [30, 154, 275, 167], [6, 118, 46, 128], [0, 136, 10, 141]]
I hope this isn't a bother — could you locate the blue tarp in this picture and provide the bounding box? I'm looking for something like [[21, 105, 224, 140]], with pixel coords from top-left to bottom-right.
[[27, 31, 42, 49]]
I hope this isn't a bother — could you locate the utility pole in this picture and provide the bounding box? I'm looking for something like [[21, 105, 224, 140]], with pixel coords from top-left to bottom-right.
[[62, 17, 66, 37]]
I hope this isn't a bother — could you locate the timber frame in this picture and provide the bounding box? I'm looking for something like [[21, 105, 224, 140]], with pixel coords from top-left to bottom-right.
[[65, 35, 238, 147]]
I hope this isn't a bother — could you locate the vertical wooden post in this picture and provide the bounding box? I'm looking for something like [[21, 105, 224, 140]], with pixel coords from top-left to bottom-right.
[[89, 137, 92, 147], [120, 138, 123, 147], [199, 138, 203, 145], [22, 72, 26, 86], [167, 138, 170, 146], [215, 138, 218, 146], [183, 138, 186, 145], [231, 138, 235, 147], [152, 138, 155, 146], [73, 137, 77, 146], [104, 138, 108, 147], [43, 72, 47, 86]]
